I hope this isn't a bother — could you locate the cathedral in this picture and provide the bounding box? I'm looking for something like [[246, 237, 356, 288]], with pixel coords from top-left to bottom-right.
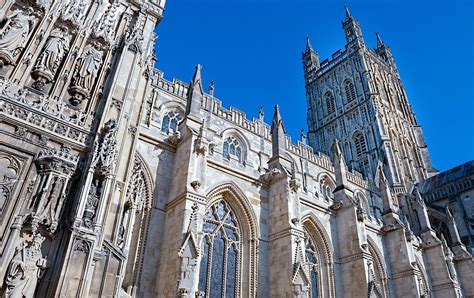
[[0, 0, 472, 297]]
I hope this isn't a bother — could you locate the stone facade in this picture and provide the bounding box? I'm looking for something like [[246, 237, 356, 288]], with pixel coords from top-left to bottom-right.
[[0, 1, 472, 297]]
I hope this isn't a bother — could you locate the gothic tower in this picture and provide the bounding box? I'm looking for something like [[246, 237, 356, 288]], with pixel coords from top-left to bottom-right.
[[303, 6, 438, 191]]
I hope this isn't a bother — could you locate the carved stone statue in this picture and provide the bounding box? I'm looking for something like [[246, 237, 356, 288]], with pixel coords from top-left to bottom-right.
[[83, 179, 100, 229], [69, 44, 103, 106], [61, 0, 89, 24], [32, 27, 70, 90], [3, 234, 47, 297], [0, 9, 35, 67]]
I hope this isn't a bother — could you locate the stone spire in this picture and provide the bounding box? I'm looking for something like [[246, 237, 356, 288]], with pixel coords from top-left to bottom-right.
[[376, 32, 384, 48], [185, 64, 204, 117], [446, 206, 463, 245], [305, 35, 314, 53], [342, 5, 365, 51], [332, 139, 348, 187], [344, 4, 352, 19], [302, 35, 320, 83], [271, 105, 286, 158]]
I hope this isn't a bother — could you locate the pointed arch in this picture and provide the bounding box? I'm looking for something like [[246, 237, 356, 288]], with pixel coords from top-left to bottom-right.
[[203, 181, 259, 297], [120, 153, 155, 294], [301, 212, 335, 298], [367, 237, 388, 298], [220, 128, 251, 163]]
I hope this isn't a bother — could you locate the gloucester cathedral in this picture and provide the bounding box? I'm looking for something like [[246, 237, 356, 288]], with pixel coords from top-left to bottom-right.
[[0, 0, 473, 297]]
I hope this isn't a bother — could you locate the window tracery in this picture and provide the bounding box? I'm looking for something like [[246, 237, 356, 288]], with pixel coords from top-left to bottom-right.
[[161, 110, 182, 133], [324, 92, 335, 115], [319, 176, 334, 200], [198, 200, 241, 297], [223, 136, 242, 162], [353, 132, 367, 159], [344, 79, 356, 102]]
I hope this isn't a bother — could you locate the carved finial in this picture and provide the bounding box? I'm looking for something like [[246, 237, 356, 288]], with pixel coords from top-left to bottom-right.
[[258, 106, 264, 120], [344, 4, 352, 19], [185, 64, 204, 116], [376, 32, 384, 47], [300, 128, 306, 144], [209, 80, 214, 96], [271, 105, 286, 158], [305, 35, 314, 52]]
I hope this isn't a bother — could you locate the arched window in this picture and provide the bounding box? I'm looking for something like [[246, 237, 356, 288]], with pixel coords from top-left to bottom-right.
[[353, 132, 367, 159], [319, 176, 334, 200], [324, 92, 335, 115], [223, 136, 242, 162], [161, 110, 182, 133], [304, 229, 320, 298], [198, 200, 241, 297], [344, 80, 356, 102]]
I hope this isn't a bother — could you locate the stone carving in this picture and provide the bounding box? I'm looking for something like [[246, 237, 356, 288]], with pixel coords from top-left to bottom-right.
[[92, 119, 118, 175], [261, 168, 281, 184], [28, 146, 78, 234], [32, 27, 70, 90], [3, 233, 47, 297], [61, 0, 89, 25], [69, 44, 103, 106], [126, 12, 146, 53], [93, 2, 119, 43], [0, 154, 21, 215], [83, 178, 100, 229], [0, 9, 35, 67], [178, 203, 202, 291]]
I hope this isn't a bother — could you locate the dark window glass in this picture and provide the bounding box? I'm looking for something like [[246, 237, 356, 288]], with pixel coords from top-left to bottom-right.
[[198, 200, 241, 297]]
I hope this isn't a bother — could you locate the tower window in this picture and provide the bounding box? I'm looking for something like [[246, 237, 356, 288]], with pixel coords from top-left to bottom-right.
[[161, 111, 182, 133], [324, 92, 335, 115], [223, 137, 242, 162], [353, 132, 367, 159], [344, 79, 356, 102]]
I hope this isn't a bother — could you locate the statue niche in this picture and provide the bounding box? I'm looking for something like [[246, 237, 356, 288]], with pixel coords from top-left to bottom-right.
[[3, 233, 47, 298], [68, 44, 103, 107], [0, 8, 35, 68], [31, 26, 70, 91]]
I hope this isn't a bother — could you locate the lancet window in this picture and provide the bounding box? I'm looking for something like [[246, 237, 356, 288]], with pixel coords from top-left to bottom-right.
[[198, 200, 241, 297]]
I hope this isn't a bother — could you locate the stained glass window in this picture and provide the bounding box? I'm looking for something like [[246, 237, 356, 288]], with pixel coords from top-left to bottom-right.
[[161, 111, 182, 133], [198, 200, 240, 297], [304, 229, 319, 298], [223, 137, 242, 162]]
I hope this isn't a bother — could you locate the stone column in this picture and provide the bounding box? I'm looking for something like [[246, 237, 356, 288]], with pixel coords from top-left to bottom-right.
[[156, 112, 210, 297]]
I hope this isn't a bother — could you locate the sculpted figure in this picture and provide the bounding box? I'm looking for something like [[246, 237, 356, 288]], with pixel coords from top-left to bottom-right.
[[62, 0, 88, 23], [72, 45, 102, 91], [3, 234, 47, 298], [0, 9, 34, 66], [34, 27, 70, 76]]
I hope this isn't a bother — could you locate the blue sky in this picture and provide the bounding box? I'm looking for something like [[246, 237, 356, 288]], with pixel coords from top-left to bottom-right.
[[155, 0, 473, 172]]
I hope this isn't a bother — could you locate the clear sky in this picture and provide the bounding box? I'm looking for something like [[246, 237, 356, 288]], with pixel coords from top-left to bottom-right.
[[154, 0, 474, 173]]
